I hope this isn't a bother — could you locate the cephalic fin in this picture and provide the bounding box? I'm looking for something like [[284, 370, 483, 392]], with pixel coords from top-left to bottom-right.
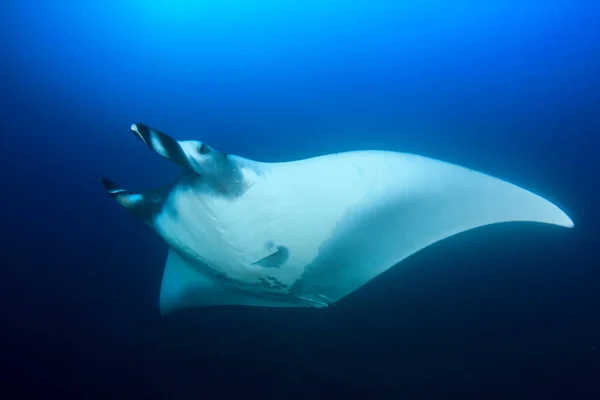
[[130, 123, 192, 170], [101, 177, 164, 221]]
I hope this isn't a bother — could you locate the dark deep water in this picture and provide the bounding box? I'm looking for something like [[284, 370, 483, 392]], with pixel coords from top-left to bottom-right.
[[1, 1, 600, 398]]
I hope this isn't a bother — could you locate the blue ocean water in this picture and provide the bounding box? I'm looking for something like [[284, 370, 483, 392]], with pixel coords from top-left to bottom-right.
[[1, 0, 599, 397]]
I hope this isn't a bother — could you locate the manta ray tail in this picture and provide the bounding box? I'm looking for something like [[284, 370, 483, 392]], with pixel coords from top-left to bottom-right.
[[101, 177, 163, 221]]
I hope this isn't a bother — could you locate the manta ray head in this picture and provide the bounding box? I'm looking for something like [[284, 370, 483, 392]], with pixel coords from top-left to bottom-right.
[[132, 123, 252, 195], [102, 123, 250, 223], [130, 123, 229, 182]]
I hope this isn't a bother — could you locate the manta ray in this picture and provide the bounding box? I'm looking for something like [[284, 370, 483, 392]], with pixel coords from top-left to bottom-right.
[[102, 123, 574, 315]]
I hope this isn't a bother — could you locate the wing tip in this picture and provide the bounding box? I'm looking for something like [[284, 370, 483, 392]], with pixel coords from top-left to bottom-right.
[[562, 214, 575, 229], [546, 205, 574, 229]]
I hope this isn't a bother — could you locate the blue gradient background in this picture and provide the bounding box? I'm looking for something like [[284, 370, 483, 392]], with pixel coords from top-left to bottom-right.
[[1, 0, 599, 397]]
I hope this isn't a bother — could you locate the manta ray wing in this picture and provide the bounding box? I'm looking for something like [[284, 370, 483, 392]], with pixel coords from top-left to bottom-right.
[[282, 151, 573, 305]]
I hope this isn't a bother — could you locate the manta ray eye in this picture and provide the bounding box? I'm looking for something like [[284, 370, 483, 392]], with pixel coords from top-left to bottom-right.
[[198, 143, 211, 155]]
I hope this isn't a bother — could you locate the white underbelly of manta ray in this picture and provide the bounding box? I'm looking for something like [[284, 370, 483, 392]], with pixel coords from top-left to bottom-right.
[[102, 123, 574, 315]]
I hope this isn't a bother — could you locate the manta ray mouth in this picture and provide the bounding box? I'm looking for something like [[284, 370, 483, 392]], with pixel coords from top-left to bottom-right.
[[101, 124, 197, 219], [130, 123, 191, 169]]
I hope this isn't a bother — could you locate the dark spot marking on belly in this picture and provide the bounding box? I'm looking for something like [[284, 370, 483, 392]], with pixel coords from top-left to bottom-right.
[[254, 276, 290, 291]]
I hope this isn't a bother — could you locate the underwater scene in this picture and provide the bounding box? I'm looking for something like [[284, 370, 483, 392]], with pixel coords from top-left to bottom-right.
[[1, 0, 599, 398]]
